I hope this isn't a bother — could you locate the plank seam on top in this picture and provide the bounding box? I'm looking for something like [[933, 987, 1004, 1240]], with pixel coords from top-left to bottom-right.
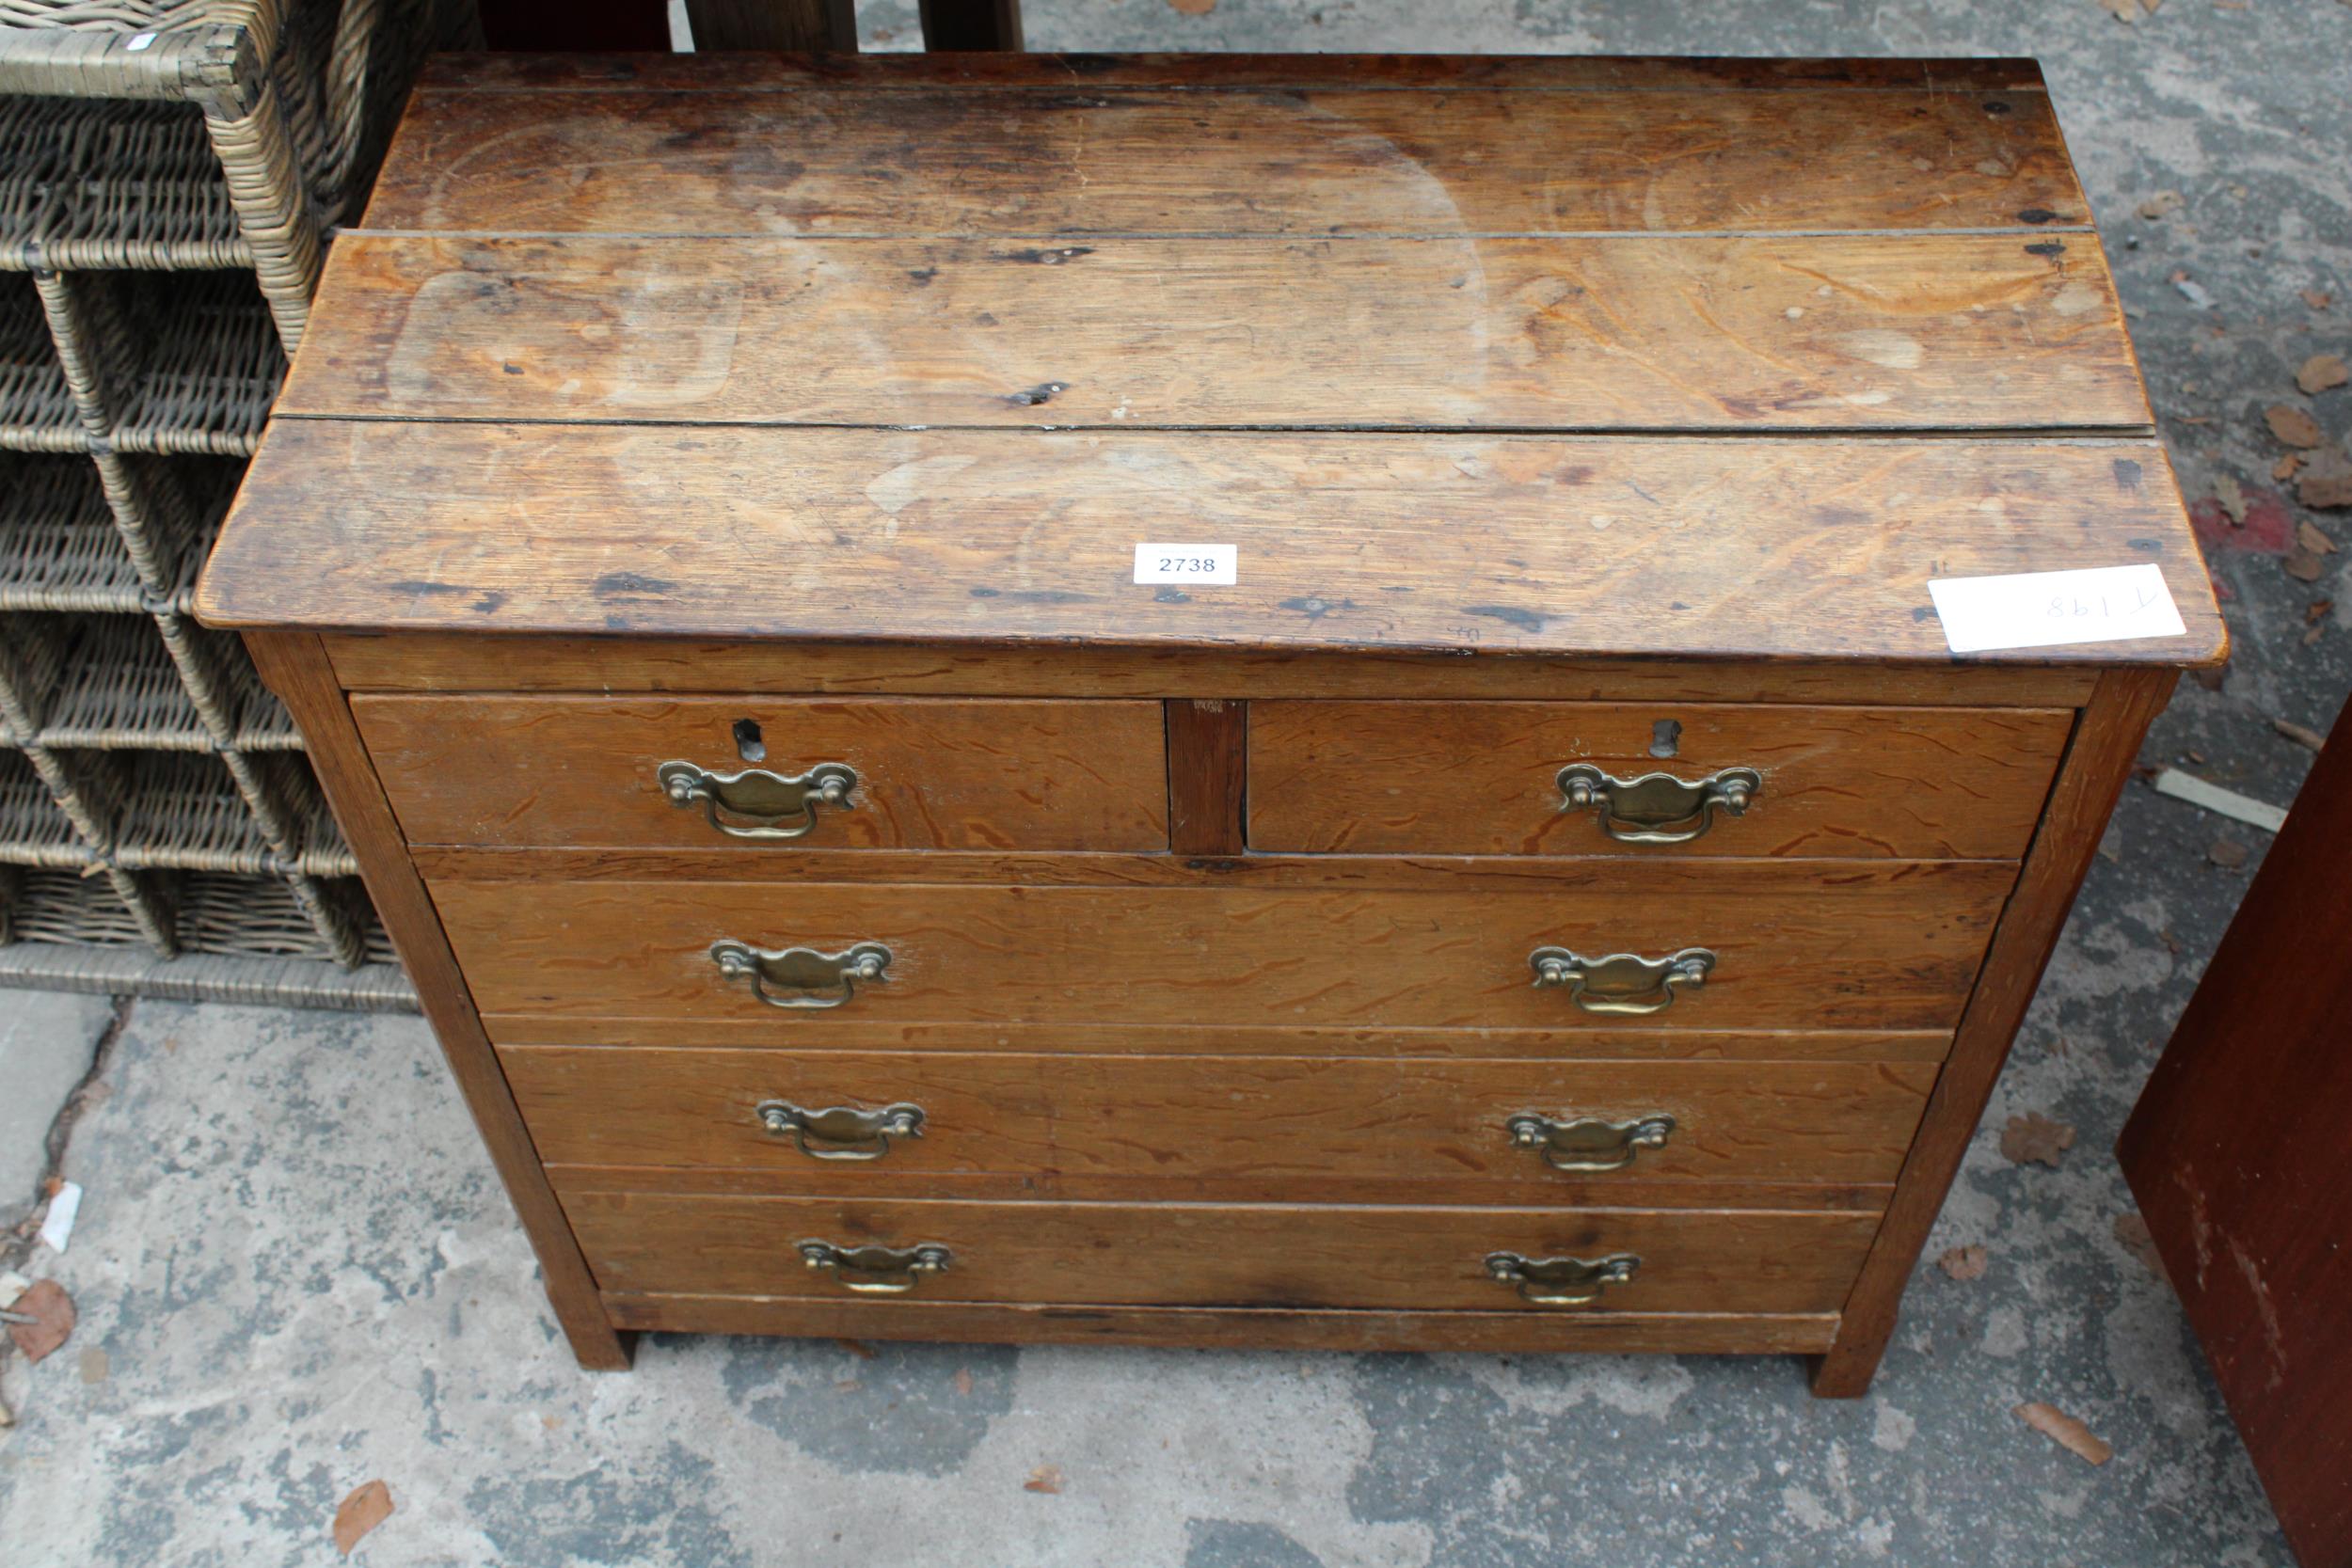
[[258, 415, 2163, 438]]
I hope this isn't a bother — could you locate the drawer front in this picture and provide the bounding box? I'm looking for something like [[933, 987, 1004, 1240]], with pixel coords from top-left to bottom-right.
[[352, 694, 1169, 850], [437, 865, 2012, 1031], [565, 1192, 1882, 1314], [506, 1048, 1937, 1189], [1248, 701, 2072, 859]]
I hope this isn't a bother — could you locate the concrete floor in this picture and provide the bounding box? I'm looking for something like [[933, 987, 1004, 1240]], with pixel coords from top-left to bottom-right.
[[5, 1, 2349, 1562]]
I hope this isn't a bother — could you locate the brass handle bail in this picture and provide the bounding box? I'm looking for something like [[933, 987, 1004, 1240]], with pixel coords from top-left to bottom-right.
[[1485, 1251, 1640, 1307], [711, 941, 893, 1009], [660, 759, 858, 841], [800, 1241, 952, 1294], [1506, 1112, 1677, 1172], [1556, 764, 1760, 845], [1530, 946, 1714, 1015], [757, 1100, 926, 1161]]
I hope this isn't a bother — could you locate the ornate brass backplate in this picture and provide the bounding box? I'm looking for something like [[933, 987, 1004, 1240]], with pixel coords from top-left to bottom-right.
[[1485, 1250, 1641, 1307], [799, 1240, 953, 1294], [1529, 946, 1714, 1015], [1555, 764, 1761, 845], [709, 940, 893, 1009], [1505, 1111, 1677, 1172], [659, 759, 858, 840], [756, 1099, 926, 1160]]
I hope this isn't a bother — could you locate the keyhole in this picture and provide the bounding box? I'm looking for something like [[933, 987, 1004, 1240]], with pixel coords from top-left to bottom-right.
[[1649, 720, 1681, 759], [733, 719, 766, 762]]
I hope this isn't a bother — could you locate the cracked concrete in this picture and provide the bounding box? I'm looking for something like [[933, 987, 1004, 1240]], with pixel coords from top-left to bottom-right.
[[4, 0, 2347, 1561]]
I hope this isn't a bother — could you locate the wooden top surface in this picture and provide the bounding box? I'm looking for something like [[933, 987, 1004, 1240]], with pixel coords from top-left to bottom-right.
[[200, 53, 2221, 665]]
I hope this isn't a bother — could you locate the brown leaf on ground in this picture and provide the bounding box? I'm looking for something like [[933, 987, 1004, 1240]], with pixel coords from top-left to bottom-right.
[[1938, 1244, 1990, 1279], [1025, 1465, 1065, 1494], [2000, 1112, 2076, 1167], [2114, 1212, 2170, 1280], [333, 1481, 394, 1556], [2300, 354, 2351, 395], [2285, 546, 2328, 582], [2097, 0, 2156, 19], [2309, 597, 2336, 623], [2302, 518, 2340, 554], [1167, 0, 1216, 11], [2212, 475, 2248, 523], [834, 1338, 876, 1359], [2274, 717, 2328, 752], [2300, 449, 2352, 509], [2307, 289, 2336, 311], [5, 1279, 73, 1363], [2137, 190, 2183, 219], [2208, 837, 2250, 868], [954, 1367, 975, 1396], [2266, 404, 2326, 447], [2277, 452, 2306, 482], [2015, 1402, 2115, 1465]]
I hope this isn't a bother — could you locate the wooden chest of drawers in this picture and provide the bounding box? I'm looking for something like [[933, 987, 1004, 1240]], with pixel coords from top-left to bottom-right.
[[195, 51, 2223, 1394]]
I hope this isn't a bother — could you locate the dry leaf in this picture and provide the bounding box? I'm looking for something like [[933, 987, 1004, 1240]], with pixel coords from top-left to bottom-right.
[[5, 1279, 73, 1363], [2208, 837, 2249, 868], [1167, 0, 1216, 11], [2286, 546, 2328, 582], [2277, 453, 2306, 482], [2266, 404, 2326, 448], [2308, 597, 2335, 624], [333, 1481, 394, 1556], [2299, 354, 2351, 395], [1938, 1244, 1989, 1279], [2300, 449, 2352, 510], [1025, 1465, 1065, 1494], [2015, 1402, 2114, 1465], [954, 1367, 975, 1396], [2212, 475, 2247, 522], [2114, 1212, 2169, 1280], [2000, 1112, 2075, 1167], [2137, 190, 2183, 220], [2306, 289, 2335, 311], [2300, 519, 2338, 554], [2273, 717, 2328, 752]]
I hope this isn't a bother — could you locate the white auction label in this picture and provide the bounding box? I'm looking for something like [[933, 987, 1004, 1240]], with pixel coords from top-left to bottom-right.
[[1928, 563, 2185, 653], [1134, 543, 1238, 585]]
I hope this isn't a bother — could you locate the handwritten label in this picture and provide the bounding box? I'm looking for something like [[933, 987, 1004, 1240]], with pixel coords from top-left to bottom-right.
[[1134, 543, 1237, 586], [1928, 563, 2185, 653]]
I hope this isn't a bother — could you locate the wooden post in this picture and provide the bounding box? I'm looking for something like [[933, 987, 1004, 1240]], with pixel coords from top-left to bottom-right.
[[682, 0, 856, 50]]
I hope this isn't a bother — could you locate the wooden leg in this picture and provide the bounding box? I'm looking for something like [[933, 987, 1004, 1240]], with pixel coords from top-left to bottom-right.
[[919, 0, 1023, 50], [682, 0, 856, 49], [246, 632, 633, 1371], [1808, 667, 2177, 1397]]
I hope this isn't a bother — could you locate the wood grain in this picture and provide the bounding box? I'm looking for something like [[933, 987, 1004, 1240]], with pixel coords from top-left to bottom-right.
[[1166, 698, 1246, 857], [484, 1016, 1955, 1062], [351, 694, 1169, 850], [363, 86, 2084, 236], [564, 1191, 1883, 1312], [600, 1293, 1842, 1355], [1250, 700, 2070, 860], [504, 1047, 1936, 1189], [321, 635, 2102, 707], [276, 232, 2143, 432], [200, 426, 2221, 667], [431, 865, 2013, 1031], [1810, 668, 2177, 1396], [240, 632, 631, 1370]]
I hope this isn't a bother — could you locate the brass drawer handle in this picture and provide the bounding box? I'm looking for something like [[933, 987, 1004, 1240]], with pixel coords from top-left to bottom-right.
[[800, 1240, 952, 1294], [710, 940, 893, 1009], [1556, 764, 1760, 845], [1486, 1250, 1640, 1307], [757, 1100, 926, 1160], [1506, 1112, 1677, 1172], [1530, 945, 1714, 1015], [660, 759, 858, 841]]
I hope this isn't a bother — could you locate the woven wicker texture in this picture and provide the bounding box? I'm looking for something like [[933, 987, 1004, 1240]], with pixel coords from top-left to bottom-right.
[[0, 0, 448, 1009]]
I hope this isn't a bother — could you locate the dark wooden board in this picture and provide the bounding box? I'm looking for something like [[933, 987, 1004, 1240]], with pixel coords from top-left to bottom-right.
[[366, 85, 2086, 236], [199, 427, 2221, 665]]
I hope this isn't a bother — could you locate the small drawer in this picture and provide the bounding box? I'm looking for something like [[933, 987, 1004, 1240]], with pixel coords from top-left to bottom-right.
[[353, 694, 1169, 850], [1248, 701, 2072, 859], [505, 1047, 1937, 1193], [564, 1192, 1883, 1314], [438, 863, 2013, 1032]]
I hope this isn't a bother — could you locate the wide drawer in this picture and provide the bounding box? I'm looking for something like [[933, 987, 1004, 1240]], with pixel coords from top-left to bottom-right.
[[351, 694, 1169, 850], [437, 864, 2012, 1031], [1248, 701, 2072, 858], [565, 1192, 1883, 1314], [506, 1048, 1937, 1191]]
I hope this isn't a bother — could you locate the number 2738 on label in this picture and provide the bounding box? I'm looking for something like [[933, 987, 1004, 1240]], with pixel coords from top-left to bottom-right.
[[1133, 543, 1239, 585]]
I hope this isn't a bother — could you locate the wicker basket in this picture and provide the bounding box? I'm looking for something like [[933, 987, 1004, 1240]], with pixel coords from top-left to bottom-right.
[[0, 0, 459, 1010]]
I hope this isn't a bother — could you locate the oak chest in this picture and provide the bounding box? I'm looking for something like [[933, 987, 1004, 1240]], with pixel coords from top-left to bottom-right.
[[195, 51, 2223, 1394]]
